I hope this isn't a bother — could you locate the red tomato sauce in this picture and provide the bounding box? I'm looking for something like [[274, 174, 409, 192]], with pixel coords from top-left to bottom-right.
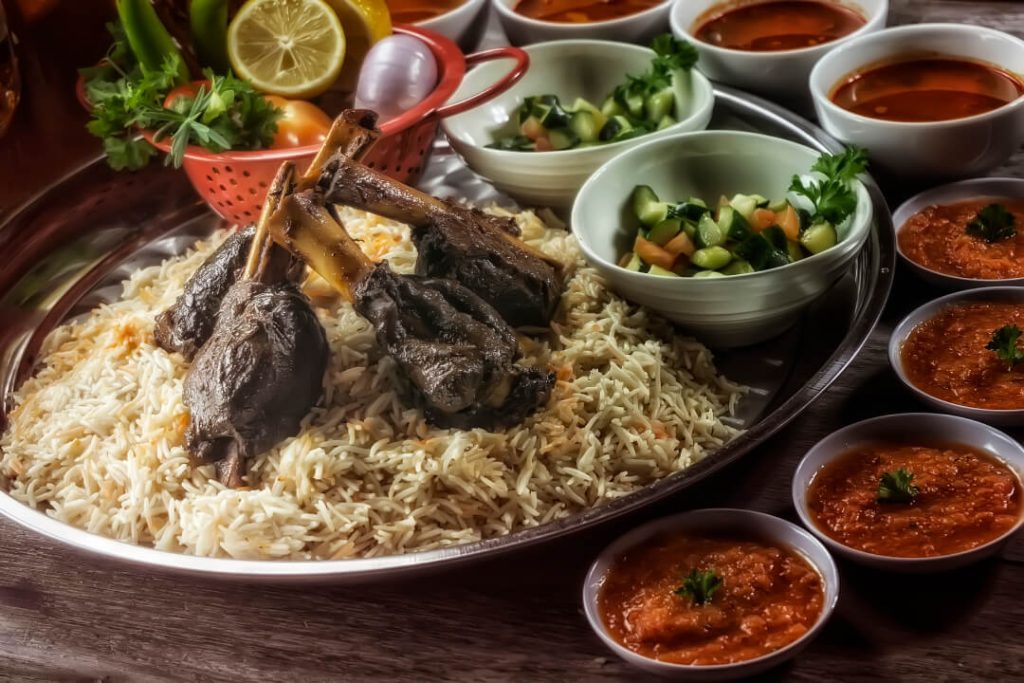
[[693, 0, 865, 52], [386, 0, 466, 23], [901, 302, 1024, 410], [514, 0, 662, 23], [831, 58, 1024, 122], [598, 534, 824, 666], [898, 199, 1024, 280], [808, 443, 1021, 557]]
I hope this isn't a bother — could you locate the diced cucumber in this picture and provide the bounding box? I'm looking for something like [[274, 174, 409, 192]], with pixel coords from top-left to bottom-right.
[[599, 115, 634, 142], [696, 213, 725, 248], [800, 222, 838, 254], [692, 246, 732, 270], [648, 264, 678, 277], [601, 96, 625, 118], [721, 259, 755, 276], [729, 193, 761, 220], [692, 269, 727, 279], [569, 111, 601, 143], [540, 101, 571, 129], [656, 114, 677, 130], [623, 252, 643, 271], [548, 128, 579, 151], [623, 92, 645, 118], [734, 234, 790, 271], [761, 225, 789, 252], [649, 218, 683, 246], [632, 185, 670, 227], [786, 241, 805, 263], [569, 97, 600, 114], [717, 205, 753, 242], [675, 200, 710, 222], [768, 199, 789, 213], [645, 87, 676, 123], [687, 197, 708, 208]]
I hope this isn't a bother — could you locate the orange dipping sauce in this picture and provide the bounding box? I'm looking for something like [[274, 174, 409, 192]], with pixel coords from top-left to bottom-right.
[[693, 0, 865, 52], [899, 199, 1024, 280], [514, 0, 662, 23], [598, 534, 824, 666], [901, 302, 1024, 410], [831, 58, 1024, 122], [808, 443, 1021, 557], [386, 0, 465, 23]]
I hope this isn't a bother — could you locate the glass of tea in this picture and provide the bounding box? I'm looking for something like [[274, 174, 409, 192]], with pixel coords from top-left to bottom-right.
[[0, 0, 20, 138]]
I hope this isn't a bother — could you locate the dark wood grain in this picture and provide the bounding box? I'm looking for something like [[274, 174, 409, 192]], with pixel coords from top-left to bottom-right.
[[3, 2, 1024, 681]]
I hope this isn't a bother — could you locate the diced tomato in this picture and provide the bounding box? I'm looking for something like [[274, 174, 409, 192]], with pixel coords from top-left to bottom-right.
[[634, 236, 676, 270], [534, 136, 554, 152], [664, 230, 696, 258], [777, 204, 801, 241], [751, 208, 776, 232], [521, 116, 546, 141]]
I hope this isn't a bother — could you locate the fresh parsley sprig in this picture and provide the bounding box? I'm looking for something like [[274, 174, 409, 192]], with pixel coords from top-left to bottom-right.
[[987, 325, 1024, 371], [611, 35, 698, 123], [966, 203, 1016, 243], [674, 568, 722, 606], [877, 468, 918, 503], [789, 147, 868, 227]]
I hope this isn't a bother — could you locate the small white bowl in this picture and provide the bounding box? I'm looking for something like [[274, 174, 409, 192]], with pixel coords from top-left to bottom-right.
[[571, 130, 873, 348], [492, 0, 673, 46], [793, 413, 1024, 572], [892, 177, 1024, 290], [888, 287, 1024, 426], [670, 0, 888, 103], [810, 24, 1024, 179], [442, 40, 714, 212], [583, 508, 840, 680], [409, 0, 488, 48]]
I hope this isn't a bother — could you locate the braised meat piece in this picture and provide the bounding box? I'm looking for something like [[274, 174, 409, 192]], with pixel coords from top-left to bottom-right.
[[183, 278, 328, 486], [316, 145, 564, 328], [154, 226, 255, 360], [268, 191, 554, 429]]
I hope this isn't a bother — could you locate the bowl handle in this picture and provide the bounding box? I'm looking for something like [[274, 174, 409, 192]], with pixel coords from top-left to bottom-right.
[[433, 46, 529, 120]]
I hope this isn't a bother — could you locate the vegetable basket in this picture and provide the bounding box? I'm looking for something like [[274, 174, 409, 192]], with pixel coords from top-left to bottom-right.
[[81, 25, 528, 225]]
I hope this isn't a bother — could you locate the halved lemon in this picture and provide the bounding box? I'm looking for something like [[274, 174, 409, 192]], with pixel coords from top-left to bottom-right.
[[324, 0, 392, 89], [228, 0, 347, 99]]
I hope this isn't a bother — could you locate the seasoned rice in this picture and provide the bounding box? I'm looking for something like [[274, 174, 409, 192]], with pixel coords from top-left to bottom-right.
[[0, 207, 744, 559]]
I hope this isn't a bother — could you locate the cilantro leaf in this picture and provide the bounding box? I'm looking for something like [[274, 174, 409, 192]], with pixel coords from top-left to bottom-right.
[[651, 34, 699, 73], [674, 568, 722, 606], [877, 468, 918, 503], [966, 204, 1016, 243], [811, 146, 868, 182], [987, 325, 1024, 371]]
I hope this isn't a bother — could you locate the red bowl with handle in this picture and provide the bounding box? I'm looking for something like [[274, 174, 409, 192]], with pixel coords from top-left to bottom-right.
[[79, 25, 528, 225]]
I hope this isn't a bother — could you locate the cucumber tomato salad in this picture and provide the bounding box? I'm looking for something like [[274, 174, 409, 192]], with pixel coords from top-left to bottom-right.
[[620, 148, 868, 278]]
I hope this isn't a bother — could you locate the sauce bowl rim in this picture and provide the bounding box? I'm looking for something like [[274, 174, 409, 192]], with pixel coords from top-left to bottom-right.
[[492, 0, 675, 30], [791, 412, 1024, 566], [581, 507, 840, 673], [809, 23, 1024, 130], [891, 177, 1024, 287]]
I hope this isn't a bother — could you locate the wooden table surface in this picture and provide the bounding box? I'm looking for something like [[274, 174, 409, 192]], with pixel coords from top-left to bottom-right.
[[2, 2, 1024, 681]]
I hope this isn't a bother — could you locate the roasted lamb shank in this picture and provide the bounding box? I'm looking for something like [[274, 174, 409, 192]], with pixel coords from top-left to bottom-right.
[[268, 190, 554, 429]]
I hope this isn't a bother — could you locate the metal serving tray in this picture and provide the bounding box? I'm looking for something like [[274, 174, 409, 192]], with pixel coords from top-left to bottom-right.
[[0, 86, 894, 580]]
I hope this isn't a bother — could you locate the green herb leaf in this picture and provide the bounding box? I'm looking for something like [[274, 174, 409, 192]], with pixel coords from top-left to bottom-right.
[[966, 203, 1016, 243], [102, 135, 156, 171], [987, 324, 1024, 371], [651, 34, 699, 73], [877, 468, 919, 503], [810, 146, 868, 182], [789, 146, 868, 227], [674, 568, 722, 606]]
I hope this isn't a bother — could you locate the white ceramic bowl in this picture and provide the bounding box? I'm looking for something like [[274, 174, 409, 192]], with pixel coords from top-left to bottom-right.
[[492, 0, 673, 46], [442, 40, 714, 212], [892, 178, 1024, 290], [888, 287, 1024, 426], [793, 413, 1024, 572], [571, 130, 873, 348], [409, 0, 488, 47], [810, 24, 1024, 179], [670, 0, 888, 103], [583, 508, 839, 680]]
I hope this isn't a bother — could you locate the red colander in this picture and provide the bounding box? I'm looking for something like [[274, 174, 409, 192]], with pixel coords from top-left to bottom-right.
[[85, 25, 528, 226]]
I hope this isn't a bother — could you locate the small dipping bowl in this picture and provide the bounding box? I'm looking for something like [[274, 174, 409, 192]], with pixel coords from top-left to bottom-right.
[[793, 413, 1024, 571], [492, 0, 674, 46], [403, 0, 488, 48], [583, 508, 840, 680], [892, 177, 1024, 290], [810, 23, 1024, 179], [670, 0, 888, 104], [888, 287, 1024, 426]]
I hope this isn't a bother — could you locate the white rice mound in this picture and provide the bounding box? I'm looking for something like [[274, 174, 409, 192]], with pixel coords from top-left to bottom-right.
[[0, 207, 744, 560]]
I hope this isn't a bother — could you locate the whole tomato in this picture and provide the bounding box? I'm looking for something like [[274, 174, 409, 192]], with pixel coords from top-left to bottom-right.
[[264, 95, 332, 148]]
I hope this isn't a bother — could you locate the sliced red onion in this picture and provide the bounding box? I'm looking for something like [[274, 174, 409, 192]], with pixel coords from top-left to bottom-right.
[[354, 35, 438, 123]]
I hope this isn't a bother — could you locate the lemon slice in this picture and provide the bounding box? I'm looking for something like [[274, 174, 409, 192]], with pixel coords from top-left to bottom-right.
[[323, 0, 392, 89], [228, 0, 347, 99]]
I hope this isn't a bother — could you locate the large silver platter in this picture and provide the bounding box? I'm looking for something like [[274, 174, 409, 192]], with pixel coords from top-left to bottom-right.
[[0, 86, 894, 580]]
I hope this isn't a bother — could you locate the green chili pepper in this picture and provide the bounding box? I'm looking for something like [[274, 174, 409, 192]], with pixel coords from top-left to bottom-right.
[[116, 0, 189, 82], [189, 0, 230, 73]]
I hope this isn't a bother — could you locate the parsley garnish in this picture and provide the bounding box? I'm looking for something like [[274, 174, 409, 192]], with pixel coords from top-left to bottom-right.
[[611, 35, 699, 128], [966, 204, 1016, 243], [789, 147, 868, 226], [674, 568, 722, 606], [877, 468, 919, 503], [987, 325, 1024, 371]]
